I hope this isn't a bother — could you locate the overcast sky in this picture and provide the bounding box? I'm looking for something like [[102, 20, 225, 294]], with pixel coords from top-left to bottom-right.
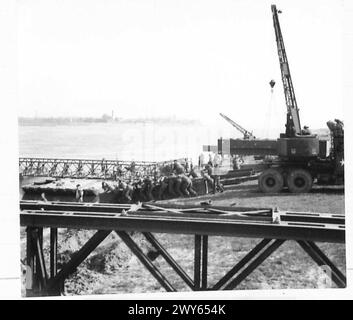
[[17, 0, 344, 133]]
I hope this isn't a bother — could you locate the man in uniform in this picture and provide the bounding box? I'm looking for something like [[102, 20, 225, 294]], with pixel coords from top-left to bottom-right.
[[113, 163, 123, 181], [118, 179, 134, 202], [301, 125, 312, 135], [132, 178, 144, 201], [184, 158, 190, 173], [202, 163, 214, 194], [232, 154, 241, 170], [142, 176, 154, 201], [173, 174, 183, 197], [188, 167, 199, 179], [199, 153, 205, 168], [167, 174, 177, 197], [173, 160, 185, 175], [208, 153, 213, 166], [75, 184, 84, 202], [212, 174, 224, 193], [213, 153, 222, 168], [157, 176, 169, 200], [210, 163, 224, 194], [180, 174, 197, 197]]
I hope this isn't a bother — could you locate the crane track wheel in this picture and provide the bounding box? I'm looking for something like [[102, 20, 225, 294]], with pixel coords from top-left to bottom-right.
[[287, 169, 312, 193], [258, 168, 284, 193]]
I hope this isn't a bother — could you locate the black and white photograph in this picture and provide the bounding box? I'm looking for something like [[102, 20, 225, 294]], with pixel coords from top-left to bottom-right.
[[0, 0, 352, 300]]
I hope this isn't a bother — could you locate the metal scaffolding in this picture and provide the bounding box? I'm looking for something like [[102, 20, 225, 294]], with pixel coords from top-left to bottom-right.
[[19, 157, 159, 180], [20, 201, 346, 296]]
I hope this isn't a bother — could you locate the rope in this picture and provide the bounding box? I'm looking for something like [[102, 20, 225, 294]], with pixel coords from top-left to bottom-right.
[[265, 89, 275, 138]]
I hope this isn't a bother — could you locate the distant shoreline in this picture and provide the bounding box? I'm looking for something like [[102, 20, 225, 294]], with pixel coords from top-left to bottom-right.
[[18, 117, 201, 126]]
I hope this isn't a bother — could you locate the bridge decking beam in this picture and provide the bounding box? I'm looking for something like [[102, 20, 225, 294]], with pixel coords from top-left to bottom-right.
[[20, 210, 344, 244]]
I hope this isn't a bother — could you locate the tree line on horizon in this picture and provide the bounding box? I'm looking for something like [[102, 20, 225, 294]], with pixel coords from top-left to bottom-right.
[[18, 115, 200, 126]]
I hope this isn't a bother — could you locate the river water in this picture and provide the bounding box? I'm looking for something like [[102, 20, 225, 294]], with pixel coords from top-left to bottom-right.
[[18, 122, 234, 163]]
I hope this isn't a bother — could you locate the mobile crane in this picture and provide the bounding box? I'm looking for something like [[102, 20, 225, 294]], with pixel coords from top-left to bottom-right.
[[258, 5, 344, 193], [219, 113, 256, 140]]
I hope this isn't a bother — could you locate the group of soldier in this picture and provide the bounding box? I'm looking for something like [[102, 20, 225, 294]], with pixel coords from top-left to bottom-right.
[[97, 159, 196, 203], [94, 156, 226, 203]]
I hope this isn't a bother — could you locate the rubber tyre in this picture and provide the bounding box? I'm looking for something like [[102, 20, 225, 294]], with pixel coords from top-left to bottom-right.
[[258, 169, 284, 193], [287, 169, 312, 193]]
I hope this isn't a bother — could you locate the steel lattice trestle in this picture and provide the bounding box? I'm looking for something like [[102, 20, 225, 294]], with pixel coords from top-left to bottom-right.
[[20, 201, 346, 296], [19, 157, 185, 180]]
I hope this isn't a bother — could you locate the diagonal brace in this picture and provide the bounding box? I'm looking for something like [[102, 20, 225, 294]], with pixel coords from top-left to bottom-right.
[[297, 240, 346, 288], [33, 229, 48, 288], [224, 239, 285, 290], [116, 231, 176, 292], [48, 230, 111, 290], [212, 238, 272, 290], [143, 232, 194, 290]]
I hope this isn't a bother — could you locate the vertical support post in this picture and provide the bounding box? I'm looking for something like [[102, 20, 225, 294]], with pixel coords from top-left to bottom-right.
[[48, 228, 61, 296], [194, 235, 208, 290], [25, 227, 35, 297], [50, 228, 58, 278], [201, 235, 208, 290], [194, 235, 202, 290], [35, 228, 43, 289]]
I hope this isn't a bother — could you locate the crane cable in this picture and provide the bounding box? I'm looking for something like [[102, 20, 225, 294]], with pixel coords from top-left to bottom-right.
[[265, 85, 277, 139]]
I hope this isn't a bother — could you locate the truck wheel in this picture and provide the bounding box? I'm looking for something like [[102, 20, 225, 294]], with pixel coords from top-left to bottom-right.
[[287, 169, 312, 193], [258, 169, 284, 193]]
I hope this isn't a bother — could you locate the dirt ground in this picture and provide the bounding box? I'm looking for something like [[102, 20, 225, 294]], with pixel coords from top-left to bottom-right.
[[20, 180, 345, 296]]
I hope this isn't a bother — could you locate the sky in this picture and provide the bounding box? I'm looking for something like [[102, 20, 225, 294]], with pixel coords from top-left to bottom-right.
[[17, 0, 344, 136]]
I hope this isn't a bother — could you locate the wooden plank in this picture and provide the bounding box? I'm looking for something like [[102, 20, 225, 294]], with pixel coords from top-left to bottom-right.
[[143, 203, 185, 215]]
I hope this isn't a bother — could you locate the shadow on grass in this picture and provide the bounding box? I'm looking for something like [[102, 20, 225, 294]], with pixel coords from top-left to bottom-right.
[[157, 182, 344, 206], [185, 185, 345, 203], [310, 186, 344, 195]]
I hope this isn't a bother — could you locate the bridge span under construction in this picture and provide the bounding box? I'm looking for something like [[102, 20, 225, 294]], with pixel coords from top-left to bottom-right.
[[20, 200, 345, 296]]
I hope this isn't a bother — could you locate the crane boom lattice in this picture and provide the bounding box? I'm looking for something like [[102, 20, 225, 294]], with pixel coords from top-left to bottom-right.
[[272, 5, 301, 136], [219, 113, 254, 140]]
